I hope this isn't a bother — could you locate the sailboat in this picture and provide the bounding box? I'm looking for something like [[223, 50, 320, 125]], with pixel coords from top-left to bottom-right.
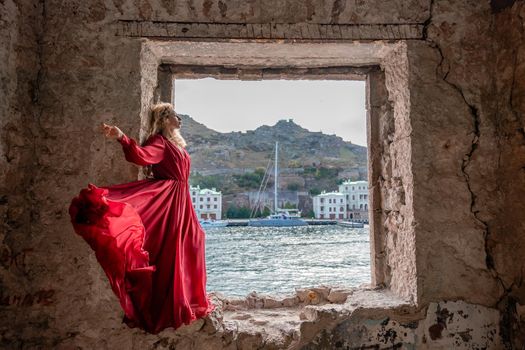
[[248, 142, 308, 227]]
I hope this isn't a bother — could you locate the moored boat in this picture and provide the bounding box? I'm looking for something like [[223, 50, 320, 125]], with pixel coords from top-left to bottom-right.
[[248, 210, 308, 227], [248, 142, 308, 227], [199, 219, 228, 228]]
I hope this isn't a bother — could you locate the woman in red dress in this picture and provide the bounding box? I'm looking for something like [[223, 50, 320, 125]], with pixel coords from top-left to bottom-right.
[[69, 103, 215, 334]]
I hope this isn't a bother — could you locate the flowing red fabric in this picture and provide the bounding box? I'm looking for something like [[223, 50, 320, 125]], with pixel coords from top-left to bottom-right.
[[69, 134, 214, 334]]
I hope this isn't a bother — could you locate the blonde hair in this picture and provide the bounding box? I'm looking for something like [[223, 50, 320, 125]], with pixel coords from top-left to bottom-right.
[[148, 102, 187, 148]]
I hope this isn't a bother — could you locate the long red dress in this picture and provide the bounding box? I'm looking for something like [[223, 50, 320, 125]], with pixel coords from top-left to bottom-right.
[[69, 133, 215, 334]]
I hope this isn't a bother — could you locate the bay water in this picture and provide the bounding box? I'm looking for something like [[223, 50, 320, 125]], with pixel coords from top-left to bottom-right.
[[204, 225, 371, 297]]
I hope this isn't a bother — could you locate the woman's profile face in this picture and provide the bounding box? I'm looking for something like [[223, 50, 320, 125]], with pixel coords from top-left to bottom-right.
[[164, 110, 182, 130]]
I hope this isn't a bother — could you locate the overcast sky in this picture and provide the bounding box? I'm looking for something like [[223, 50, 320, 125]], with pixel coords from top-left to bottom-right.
[[174, 79, 367, 146]]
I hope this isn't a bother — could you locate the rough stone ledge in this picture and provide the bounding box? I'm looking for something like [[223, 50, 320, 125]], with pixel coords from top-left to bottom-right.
[[155, 286, 501, 349], [162, 285, 413, 349]]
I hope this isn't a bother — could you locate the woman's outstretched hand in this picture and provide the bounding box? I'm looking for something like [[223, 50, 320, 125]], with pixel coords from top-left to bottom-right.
[[101, 123, 124, 140]]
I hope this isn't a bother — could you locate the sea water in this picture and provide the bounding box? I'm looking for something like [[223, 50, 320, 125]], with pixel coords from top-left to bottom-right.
[[204, 225, 370, 297]]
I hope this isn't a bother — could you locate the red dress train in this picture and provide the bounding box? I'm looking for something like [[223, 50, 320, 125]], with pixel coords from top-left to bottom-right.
[[69, 134, 214, 334]]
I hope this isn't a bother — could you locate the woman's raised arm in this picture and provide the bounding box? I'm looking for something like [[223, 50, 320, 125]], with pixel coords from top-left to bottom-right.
[[101, 123, 165, 166], [118, 134, 165, 166]]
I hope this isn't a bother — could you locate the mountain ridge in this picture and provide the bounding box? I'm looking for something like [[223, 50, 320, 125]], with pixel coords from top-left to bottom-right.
[[180, 114, 368, 176]]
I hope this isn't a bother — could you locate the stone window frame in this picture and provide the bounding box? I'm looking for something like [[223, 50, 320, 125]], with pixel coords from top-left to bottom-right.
[[139, 41, 416, 303]]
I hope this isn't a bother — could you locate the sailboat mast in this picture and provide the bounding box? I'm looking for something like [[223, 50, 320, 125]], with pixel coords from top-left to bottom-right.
[[274, 141, 278, 213]]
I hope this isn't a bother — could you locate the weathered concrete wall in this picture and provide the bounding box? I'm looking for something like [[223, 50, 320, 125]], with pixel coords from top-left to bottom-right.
[[0, 0, 43, 344], [413, 0, 504, 307], [1, 1, 156, 347], [106, 0, 430, 24], [408, 1, 525, 346], [493, 0, 525, 301], [302, 297, 501, 349], [379, 43, 419, 303], [1, 0, 525, 348], [407, 34, 502, 306], [491, 2, 525, 348]]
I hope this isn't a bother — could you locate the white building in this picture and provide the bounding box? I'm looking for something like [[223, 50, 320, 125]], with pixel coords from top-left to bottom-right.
[[190, 185, 222, 220], [313, 191, 346, 219], [338, 180, 369, 223]]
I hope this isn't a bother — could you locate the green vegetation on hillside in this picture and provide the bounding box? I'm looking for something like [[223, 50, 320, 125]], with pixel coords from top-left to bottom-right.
[[339, 146, 359, 160], [190, 172, 231, 194], [286, 182, 300, 191], [233, 168, 266, 189], [303, 166, 340, 180], [309, 188, 321, 196]]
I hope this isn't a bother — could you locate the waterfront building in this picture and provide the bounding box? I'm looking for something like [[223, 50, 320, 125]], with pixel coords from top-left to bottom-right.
[[338, 180, 369, 223], [190, 185, 222, 220], [313, 191, 346, 219]]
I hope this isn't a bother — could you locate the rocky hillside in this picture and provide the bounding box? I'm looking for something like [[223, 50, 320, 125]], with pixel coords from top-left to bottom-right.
[[182, 115, 367, 174]]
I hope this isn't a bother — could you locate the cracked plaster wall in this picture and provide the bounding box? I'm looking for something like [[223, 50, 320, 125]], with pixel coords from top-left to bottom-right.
[[1, 0, 525, 348]]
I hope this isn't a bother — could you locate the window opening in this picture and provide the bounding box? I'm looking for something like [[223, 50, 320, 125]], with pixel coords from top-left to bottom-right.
[[174, 76, 370, 297]]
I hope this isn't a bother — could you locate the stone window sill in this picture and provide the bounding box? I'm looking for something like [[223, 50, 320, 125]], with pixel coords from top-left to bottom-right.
[[172, 286, 412, 349]]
